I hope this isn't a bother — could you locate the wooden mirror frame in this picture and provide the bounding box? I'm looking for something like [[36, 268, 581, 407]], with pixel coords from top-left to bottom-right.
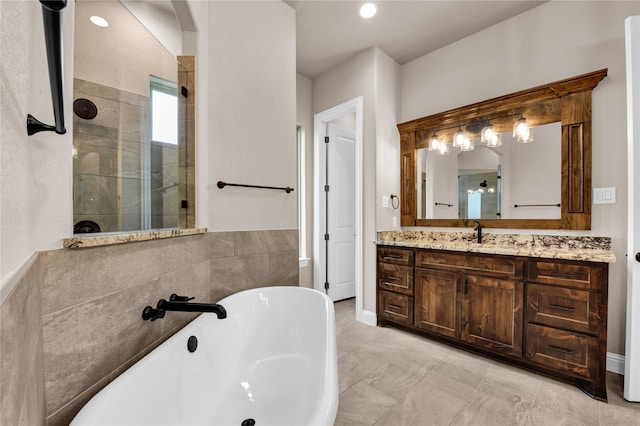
[[398, 69, 607, 230]]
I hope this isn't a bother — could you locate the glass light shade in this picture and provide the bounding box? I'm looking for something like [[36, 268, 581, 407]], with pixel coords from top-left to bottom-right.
[[452, 128, 467, 148], [436, 142, 449, 155], [460, 137, 474, 151], [428, 134, 439, 151], [477, 188, 484, 194], [513, 116, 534, 143], [488, 187, 496, 193], [486, 133, 502, 147], [480, 124, 496, 144]]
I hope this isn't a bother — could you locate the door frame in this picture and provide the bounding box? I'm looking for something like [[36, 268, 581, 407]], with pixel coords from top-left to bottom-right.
[[625, 15, 640, 402], [313, 96, 364, 320]]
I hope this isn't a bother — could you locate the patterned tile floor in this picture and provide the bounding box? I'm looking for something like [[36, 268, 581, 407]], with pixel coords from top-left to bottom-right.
[[334, 298, 640, 426]]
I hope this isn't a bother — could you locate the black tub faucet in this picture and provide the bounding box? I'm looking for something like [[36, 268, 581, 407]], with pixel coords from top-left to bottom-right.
[[473, 221, 483, 244], [142, 295, 227, 321]]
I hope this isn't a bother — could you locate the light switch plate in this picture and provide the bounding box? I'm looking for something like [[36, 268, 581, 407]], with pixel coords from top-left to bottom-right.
[[593, 187, 616, 204], [382, 196, 389, 208]]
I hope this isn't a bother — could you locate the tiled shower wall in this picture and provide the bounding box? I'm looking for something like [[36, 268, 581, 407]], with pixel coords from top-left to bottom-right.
[[0, 230, 298, 426]]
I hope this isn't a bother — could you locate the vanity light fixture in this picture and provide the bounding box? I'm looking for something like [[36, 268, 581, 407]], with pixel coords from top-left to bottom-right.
[[460, 137, 474, 151], [480, 123, 496, 144], [452, 126, 468, 148], [359, 3, 377, 19], [90, 15, 109, 28], [513, 114, 534, 143], [428, 133, 440, 151], [436, 141, 449, 155], [485, 132, 502, 147]]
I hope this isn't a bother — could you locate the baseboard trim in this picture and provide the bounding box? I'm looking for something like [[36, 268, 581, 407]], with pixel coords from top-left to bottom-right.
[[607, 352, 625, 375], [359, 310, 377, 326], [356, 312, 626, 376]]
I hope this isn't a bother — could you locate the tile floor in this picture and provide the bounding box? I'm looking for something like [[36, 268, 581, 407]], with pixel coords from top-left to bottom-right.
[[333, 298, 640, 426]]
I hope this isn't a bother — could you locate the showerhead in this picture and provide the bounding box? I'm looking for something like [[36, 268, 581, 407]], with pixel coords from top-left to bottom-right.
[[73, 98, 98, 120]]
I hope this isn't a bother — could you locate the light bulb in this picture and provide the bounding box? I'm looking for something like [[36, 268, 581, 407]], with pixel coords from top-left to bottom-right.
[[480, 124, 495, 144], [436, 142, 449, 155], [460, 137, 474, 151], [453, 128, 467, 148], [514, 116, 534, 143], [486, 133, 502, 147], [428, 134, 439, 151]]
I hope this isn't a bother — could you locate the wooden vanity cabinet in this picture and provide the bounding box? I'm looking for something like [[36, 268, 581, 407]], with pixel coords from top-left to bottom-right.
[[377, 247, 414, 326], [376, 245, 609, 401], [414, 251, 524, 357]]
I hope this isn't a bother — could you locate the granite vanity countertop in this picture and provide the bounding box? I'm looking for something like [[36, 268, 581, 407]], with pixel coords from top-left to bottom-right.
[[376, 230, 616, 263], [64, 227, 208, 249]]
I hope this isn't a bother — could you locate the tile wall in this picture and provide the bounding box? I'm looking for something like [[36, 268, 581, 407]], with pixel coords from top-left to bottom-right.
[[0, 230, 298, 425], [0, 257, 46, 426]]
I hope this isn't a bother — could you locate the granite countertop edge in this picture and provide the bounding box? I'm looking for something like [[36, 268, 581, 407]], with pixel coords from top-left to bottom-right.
[[374, 240, 616, 264]]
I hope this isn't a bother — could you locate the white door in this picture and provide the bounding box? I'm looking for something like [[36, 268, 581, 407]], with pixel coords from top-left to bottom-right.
[[625, 15, 640, 402], [326, 123, 356, 301]]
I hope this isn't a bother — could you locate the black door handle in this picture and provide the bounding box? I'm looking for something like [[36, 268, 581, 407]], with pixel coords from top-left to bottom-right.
[[636, 252, 640, 262]]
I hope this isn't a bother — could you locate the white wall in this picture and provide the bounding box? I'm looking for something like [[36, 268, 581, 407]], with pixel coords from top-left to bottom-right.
[[397, 1, 640, 355], [121, 0, 183, 57], [313, 47, 399, 312], [0, 0, 74, 300], [203, 1, 297, 232]]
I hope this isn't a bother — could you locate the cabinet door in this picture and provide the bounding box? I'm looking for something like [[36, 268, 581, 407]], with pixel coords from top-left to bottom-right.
[[461, 275, 523, 357], [415, 268, 460, 338]]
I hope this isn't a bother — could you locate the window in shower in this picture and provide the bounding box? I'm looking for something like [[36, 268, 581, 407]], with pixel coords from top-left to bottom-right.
[[151, 76, 178, 145]]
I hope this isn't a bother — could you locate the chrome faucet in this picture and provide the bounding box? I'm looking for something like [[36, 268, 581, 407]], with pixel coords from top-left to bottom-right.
[[142, 294, 227, 321], [473, 221, 483, 244]]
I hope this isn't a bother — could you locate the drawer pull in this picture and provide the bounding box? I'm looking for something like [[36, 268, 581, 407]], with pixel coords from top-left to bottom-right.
[[547, 272, 575, 279], [388, 304, 402, 310], [385, 255, 402, 259], [387, 276, 401, 281], [549, 303, 575, 312], [549, 345, 574, 355]]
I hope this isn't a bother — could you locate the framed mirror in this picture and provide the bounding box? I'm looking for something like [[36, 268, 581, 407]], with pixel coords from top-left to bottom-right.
[[72, 0, 195, 234], [399, 69, 607, 230], [417, 122, 562, 220]]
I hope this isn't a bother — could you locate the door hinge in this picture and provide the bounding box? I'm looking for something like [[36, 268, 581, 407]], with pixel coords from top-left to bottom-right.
[[324, 136, 330, 143], [181, 200, 188, 209], [324, 233, 330, 241], [181, 86, 188, 97], [324, 282, 330, 290], [324, 184, 330, 192]]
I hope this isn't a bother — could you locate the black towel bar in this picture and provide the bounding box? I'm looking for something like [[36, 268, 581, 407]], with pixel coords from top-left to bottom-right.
[[217, 181, 294, 193], [27, 0, 67, 136]]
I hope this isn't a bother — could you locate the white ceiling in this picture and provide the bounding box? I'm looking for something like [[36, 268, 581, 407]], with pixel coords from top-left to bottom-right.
[[287, 1, 547, 79]]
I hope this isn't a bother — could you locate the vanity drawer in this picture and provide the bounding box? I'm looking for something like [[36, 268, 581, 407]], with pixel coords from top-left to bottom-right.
[[527, 284, 599, 334], [378, 263, 414, 295], [526, 323, 598, 379], [528, 261, 602, 290], [416, 251, 523, 279], [378, 247, 414, 266], [378, 290, 413, 326]]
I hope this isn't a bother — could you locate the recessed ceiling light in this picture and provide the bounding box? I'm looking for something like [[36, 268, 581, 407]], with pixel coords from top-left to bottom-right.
[[90, 15, 109, 28], [359, 3, 377, 19]]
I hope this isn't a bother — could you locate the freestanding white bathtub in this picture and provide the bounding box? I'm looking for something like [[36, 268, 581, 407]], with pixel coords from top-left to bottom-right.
[[71, 286, 339, 426]]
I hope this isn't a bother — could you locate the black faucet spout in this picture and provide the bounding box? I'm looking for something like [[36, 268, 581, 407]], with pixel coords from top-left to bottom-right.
[[473, 221, 483, 244], [157, 299, 227, 319]]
